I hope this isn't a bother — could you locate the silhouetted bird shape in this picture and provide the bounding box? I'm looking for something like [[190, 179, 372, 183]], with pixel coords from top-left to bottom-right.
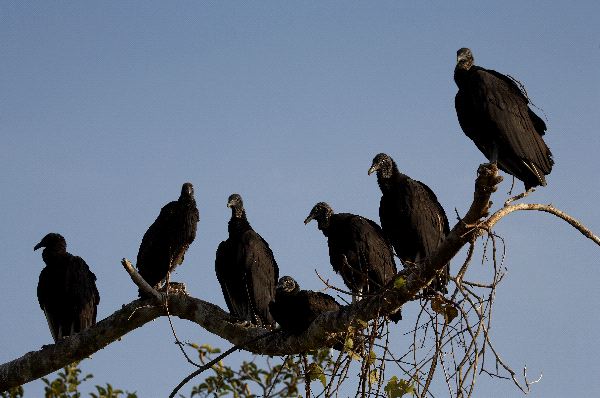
[[35, 233, 100, 342], [136, 182, 199, 297], [369, 153, 449, 294], [215, 193, 279, 328], [270, 276, 341, 334], [454, 47, 553, 191], [305, 202, 401, 322]]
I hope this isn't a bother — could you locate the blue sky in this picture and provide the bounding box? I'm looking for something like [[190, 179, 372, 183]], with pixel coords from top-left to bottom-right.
[[1, 1, 599, 396]]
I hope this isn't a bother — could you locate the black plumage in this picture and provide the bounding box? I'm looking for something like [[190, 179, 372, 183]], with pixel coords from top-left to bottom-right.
[[136, 182, 199, 297], [369, 153, 450, 293], [304, 202, 401, 321], [269, 276, 341, 335], [454, 47, 554, 190], [34, 233, 100, 342], [215, 194, 279, 328]]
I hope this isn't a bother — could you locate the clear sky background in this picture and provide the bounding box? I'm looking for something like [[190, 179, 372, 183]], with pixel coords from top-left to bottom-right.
[[1, 1, 599, 397]]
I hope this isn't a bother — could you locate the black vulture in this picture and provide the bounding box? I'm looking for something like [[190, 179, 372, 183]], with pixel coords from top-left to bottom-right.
[[136, 182, 199, 297], [269, 276, 341, 335], [369, 153, 450, 293], [215, 194, 279, 328], [454, 47, 554, 190], [34, 233, 100, 342], [304, 202, 401, 321]]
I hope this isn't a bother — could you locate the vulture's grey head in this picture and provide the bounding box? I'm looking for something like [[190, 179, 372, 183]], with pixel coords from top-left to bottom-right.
[[34, 233, 66, 251], [227, 193, 245, 217], [456, 48, 474, 71], [368, 153, 395, 179], [276, 276, 300, 295], [304, 202, 334, 230], [180, 182, 195, 199]]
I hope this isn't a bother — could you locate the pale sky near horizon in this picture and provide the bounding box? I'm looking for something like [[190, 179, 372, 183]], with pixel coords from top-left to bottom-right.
[[1, 1, 599, 396]]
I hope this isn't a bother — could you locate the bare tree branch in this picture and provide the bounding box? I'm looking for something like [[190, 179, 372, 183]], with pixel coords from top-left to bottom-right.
[[121, 258, 163, 301], [485, 203, 600, 246]]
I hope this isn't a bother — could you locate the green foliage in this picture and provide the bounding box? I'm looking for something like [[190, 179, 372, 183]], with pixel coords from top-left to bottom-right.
[[41, 361, 93, 398], [0, 386, 24, 398], [10, 361, 137, 398], [90, 384, 138, 398], [6, 339, 389, 398], [186, 343, 336, 398], [384, 376, 416, 398]]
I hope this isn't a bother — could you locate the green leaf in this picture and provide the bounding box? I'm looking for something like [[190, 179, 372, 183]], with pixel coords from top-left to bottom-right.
[[368, 370, 379, 386], [393, 277, 406, 289], [430, 298, 459, 323], [384, 376, 416, 398], [349, 350, 362, 361], [306, 363, 327, 388], [445, 305, 459, 323], [430, 297, 444, 314], [355, 319, 369, 329], [343, 336, 354, 351], [366, 350, 377, 366]]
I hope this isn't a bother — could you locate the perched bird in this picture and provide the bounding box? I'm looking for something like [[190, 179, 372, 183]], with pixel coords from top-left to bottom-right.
[[34, 233, 100, 342], [369, 153, 450, 293], [269, 276, 341, 335], [215, 194, 279, 328], [136, 182, 199, 297], [304, 202, 401, 321], [454, 47, 553, 190]]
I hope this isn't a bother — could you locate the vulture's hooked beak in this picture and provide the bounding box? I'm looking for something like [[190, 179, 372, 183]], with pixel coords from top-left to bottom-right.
[[303, 215, 314, 225], [368, 165, 378, 175], [34, 242, 43, 251]]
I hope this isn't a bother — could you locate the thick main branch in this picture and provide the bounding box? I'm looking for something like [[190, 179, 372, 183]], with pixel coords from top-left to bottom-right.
[[0, 164, 515, 392]]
